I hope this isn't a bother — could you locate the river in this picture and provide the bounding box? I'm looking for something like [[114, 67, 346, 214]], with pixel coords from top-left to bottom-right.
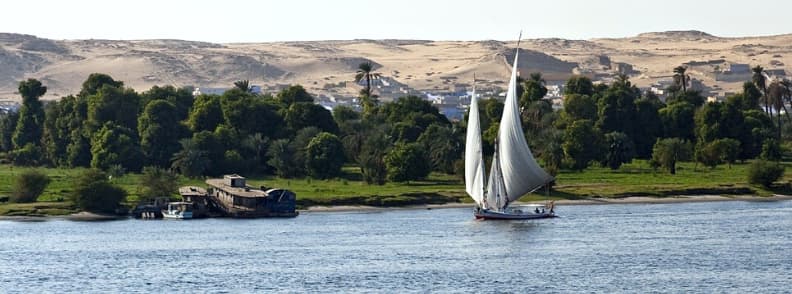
[[1, 200, 791, 293]]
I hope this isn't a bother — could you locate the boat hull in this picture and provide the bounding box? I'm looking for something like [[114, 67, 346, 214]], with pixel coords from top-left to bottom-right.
[[474, 209, 555, 220], [162, 211, 193, 219]]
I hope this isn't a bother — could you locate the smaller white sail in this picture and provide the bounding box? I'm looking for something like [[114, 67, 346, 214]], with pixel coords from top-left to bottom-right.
[[464, 85, 486, 206]]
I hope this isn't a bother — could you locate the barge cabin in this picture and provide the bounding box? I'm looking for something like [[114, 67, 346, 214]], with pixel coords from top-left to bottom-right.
[[205, 175, 298, 218]]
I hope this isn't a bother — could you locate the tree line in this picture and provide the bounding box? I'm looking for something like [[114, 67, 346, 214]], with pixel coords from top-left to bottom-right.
[[0, 64, 788, 190]]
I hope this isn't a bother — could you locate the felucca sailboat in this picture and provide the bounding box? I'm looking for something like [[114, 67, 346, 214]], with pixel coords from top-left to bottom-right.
[[465, 38, 556, 220]]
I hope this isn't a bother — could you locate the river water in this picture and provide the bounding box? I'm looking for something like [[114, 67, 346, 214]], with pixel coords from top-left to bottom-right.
[[1, 200, 791, 293]]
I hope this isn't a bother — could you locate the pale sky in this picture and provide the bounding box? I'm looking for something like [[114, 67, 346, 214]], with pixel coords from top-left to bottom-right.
[[3, 0, 791, 42]]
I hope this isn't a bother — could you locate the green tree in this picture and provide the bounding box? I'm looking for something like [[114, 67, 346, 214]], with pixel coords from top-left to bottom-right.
[[79, 73, 123, 97], [276, 85, 314, 105], [170, 138, 210, 178], [13, 79, 47, 149], [358, 129, 389, 185], [633, 98, 663, 158], [141, 85, 194, 121], [10, 143, 42, 166], [659, 101, 696, 141], [138, 100, 188, 167], [283, 102, 338, 134], [305, 132, 345, 179], [760, 138, 782, 161], [562, 94, 597, 122], [0, 112, 19, 152], [385, 142, 431, 182], [417, 124, 463, 174], [520, 73, 548, 108], [267, 139, 300, 178], [90, 122, 143, 172], [86, 84, 141, 132], [187, 94, 224, 132], [10, 170, 51, 203], [603, 132, 635, 170], [562, 119, 602, 170], [138, 166, 179, 202], [650, 138, 692, 174], [71, 169, 126, 213], [564, 75, 594, 96]]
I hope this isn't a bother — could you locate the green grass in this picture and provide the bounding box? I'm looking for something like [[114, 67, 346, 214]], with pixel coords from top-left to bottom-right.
[[1, 160, 791, 216]]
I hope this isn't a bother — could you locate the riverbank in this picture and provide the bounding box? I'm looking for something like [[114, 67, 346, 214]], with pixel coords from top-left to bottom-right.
[[300, 194, 792, 213]]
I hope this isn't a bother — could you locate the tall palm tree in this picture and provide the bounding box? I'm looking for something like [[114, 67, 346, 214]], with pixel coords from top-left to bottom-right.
[[768, 80, 785, 138], [354, 62, 381, 114], [752, 65, 768, 114], [673, 66, 689, 92]]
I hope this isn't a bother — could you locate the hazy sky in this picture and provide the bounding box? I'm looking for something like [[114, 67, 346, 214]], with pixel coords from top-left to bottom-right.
[[3, 0, 791, 42]]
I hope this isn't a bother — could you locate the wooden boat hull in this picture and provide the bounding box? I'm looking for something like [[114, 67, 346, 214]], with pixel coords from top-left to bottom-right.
[[474, 209, 556, 220]]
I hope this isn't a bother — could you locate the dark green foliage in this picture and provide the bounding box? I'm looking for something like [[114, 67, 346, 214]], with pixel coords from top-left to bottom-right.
[[0, 112, 19, 152], [86, 84, 141, 132], [564, 75, 594, 96], [651, 138, 693, 174], [188, 94, 224, 132], [10, 143, 42, 166], [71, 169, 126, 213], [79, 73, 123, 97], [267, 139, 300, 178], [171, 138, 210, 178], [277, 85, 314, 105], [520, 73, 548, 108], [391, 122, 423, 143], [305, 132, 345, 179], [603, 132, 635, 170], [747, 160, 784, 187], [138, 166, 179, 202], [240, 133, 270, 174], [596, 83, 639, 137], [659, 101, 696, 141], [667, 90, 705, 107], [377, 96, 449, 131], [141, 85, 194, 120], [633, 98, 663, 158], [283, 102, 338, 134], [358, 130, 389, 185], [139, 100, 187, 167], [13, 79, 46, 149], [333, 105, 360, 126], [385, 142, 431, 182], [221, 91, 284, 137], [90, 122, 143, 172], [11, 170, 50, 203], [417, 124, 463, 174], [562, 119, 602, 170], [233, 80, 252, 92], [563, 94, 597, 122], [761, 138, 782, 161]]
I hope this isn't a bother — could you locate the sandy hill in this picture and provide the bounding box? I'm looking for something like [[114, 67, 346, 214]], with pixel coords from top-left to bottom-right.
[[1, 31, 791, 101]]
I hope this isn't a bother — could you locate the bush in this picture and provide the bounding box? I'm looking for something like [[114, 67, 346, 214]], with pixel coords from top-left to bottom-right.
[[385, 143, 431, 182], [10, 143, 41, 166], [71, 169, 127, 213], [747, 160, 785, 188], [11, 170, 51, 203]]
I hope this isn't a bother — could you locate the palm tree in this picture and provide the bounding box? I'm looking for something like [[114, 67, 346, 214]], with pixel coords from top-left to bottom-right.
[[768, 80, 785, 138], [673, 66, 689, 92], [354, 62, 381, 114], [233, 80, 252, 92], [752, 65, 768, 114]]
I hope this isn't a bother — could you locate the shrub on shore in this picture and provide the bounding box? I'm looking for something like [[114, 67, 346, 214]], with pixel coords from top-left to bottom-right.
[[747, 160, 784, 187], [71, 169, 127, 213], [11, 170, 51, 203]]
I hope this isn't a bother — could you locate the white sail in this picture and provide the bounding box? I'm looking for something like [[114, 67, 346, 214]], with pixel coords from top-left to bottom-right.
[[493, 50, 553, 207], [464, 85, 486, 206]]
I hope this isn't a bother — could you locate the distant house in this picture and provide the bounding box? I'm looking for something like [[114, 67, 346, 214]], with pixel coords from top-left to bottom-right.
[[192, 85, 262, 96], [765, 69, 787, 77], [723, 63, 751, 74]]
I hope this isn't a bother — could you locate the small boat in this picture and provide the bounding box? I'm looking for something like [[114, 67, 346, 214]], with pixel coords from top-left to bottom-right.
[[464, 33, 557, 220], [162, 202, 194, 219]]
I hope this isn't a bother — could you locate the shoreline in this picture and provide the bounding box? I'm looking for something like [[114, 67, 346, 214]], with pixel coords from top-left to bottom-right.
[[300, 194, 792, 213], [2, 194, 791, 220]]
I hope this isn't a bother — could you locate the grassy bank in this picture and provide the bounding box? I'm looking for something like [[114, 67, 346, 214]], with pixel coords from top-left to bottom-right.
[[1, 160, 791, 216]]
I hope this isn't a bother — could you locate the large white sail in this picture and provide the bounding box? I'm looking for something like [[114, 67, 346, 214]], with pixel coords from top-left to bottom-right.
[[494, 50, 553, 206], [464, 85, 486, 206]]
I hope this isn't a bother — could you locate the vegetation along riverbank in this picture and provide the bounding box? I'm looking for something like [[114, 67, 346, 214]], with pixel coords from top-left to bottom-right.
[[2, 64, 792, 217]]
